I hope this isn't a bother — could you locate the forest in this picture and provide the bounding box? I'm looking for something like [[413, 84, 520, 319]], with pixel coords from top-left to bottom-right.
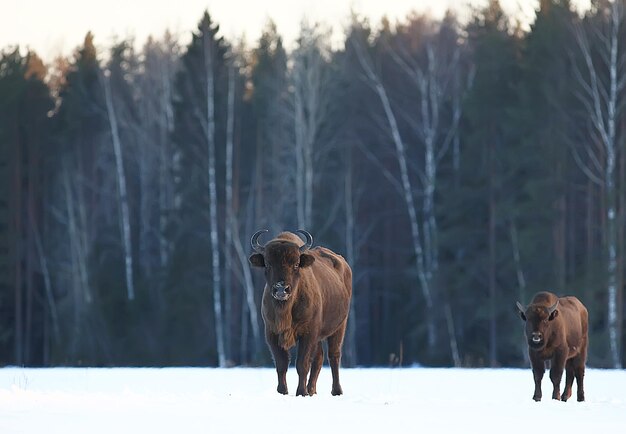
[[0, 0, 625, 369]]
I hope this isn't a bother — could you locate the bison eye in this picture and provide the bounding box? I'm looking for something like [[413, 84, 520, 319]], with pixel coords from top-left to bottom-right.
[[294, 264, 299, 270]]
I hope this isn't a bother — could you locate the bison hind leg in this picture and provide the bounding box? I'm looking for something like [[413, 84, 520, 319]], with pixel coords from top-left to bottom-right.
[[327, 322, 347, 396], [561, 360, 575, 402], [574, 362, 585, 402]]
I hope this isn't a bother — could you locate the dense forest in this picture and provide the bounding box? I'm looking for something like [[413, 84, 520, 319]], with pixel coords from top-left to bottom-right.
[[1, 0, 625, 369]]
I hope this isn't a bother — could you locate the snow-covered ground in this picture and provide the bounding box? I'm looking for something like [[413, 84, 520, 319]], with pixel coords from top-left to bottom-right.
[[1, 367, 625, 433]]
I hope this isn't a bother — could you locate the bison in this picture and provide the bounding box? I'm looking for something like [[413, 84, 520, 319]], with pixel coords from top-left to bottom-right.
[[249, 230, 352, 396], [516, 291, 588, 402]]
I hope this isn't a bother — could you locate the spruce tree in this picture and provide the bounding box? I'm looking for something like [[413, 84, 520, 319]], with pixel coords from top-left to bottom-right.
[[170, 11, 229, 366]]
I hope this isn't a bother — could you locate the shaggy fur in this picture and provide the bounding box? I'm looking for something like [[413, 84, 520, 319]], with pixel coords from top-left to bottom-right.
[[517, 291, 589, 402], [250, 232, 352, 396]]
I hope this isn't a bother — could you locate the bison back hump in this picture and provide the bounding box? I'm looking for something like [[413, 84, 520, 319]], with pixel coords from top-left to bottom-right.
[[313, 247, 345, 270]]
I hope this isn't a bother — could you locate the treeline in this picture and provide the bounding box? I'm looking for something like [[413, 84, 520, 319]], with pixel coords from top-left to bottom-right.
[[1, 0, 625, 368]]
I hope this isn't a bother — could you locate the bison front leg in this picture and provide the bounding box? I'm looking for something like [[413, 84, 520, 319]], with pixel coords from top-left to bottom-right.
[[307, 342, 324, 395], [295, 336, 316, 396], [561, 360, 575, 402], [267, 331, 290, 395], [530, 354, 545, 401], [549, 353, 566, 401]]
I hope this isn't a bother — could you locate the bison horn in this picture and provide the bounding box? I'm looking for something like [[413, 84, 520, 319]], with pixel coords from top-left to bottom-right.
[[547, 299, 559, 314], [295, 229, 313, 252], [251, 230, 268, 253], [516, 301, 526, 313]]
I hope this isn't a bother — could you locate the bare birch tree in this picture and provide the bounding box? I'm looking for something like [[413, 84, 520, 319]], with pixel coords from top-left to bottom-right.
[[350, 25, 437, 349], [341, 141, 378, 366], [387, 16, 469, 364], [572, 0, 625, 368], [232, 224, 262, 361], [202, 23, 226, 367], [224, 58, 236, 359], [61, 159, 92, 356], [291, 22, 330, 229], [154, 35, 178, 269], [29, 208, 59, 343], [102, 70, 135, 301], [135, 34, 179, 296]]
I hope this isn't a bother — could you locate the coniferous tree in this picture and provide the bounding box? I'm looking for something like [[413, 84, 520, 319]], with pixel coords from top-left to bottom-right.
[[461, 0, 521, 366], [170, 11, 230, 366], [0, 49, 54, 365], [249, 21, 290, 232], [52, 32, 110, 364], [508, 0, 580, 362]]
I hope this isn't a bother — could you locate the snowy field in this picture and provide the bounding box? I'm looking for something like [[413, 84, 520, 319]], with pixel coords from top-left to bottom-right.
[[1, 367, 625, 433]]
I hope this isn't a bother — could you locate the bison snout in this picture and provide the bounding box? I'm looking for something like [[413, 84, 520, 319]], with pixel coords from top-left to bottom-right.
[[272, 282, 291, 301], [531, 332, 543, 344]]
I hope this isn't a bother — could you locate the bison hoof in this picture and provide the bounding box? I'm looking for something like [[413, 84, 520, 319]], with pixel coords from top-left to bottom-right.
[[307, 385, 317, 395], [561, 391, 571, 402], [296, 387, 309, 397], [533, 395, 541, 402], [277, 384, 288, 395], [331, 385, 343, 396], [577, 393, 585, 402]]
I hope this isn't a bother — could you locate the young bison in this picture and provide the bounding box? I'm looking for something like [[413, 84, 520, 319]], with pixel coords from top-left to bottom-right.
[[516, 291, 588, 402], [249, 230, 352, 397]]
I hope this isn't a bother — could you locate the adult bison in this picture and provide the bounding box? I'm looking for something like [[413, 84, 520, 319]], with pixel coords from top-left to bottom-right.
[[516, 291, 588, 402], [249, 230, 352, 396]]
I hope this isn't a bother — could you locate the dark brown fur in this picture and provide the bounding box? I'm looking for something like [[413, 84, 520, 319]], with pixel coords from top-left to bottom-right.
[[250, 232, 352, 396], [517, 291, 588, 402]]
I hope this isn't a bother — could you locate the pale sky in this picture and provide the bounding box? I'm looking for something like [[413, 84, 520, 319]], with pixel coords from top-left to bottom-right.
[[2, 0, 589, 62]]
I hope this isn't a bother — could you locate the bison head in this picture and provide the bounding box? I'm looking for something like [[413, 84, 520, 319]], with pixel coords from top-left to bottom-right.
[[249, 230, 315, 302], [516, 300, 559, 351]]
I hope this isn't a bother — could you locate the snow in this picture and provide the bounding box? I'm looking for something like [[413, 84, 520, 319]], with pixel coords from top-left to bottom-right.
[[1, 367, 625, 433]]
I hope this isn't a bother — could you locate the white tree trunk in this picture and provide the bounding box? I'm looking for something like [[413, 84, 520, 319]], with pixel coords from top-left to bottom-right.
[[63, 162, 91, 305], [294, 85, 306, 229], [203, 30, 226, 367], [344, 153, 357, 366], [232, 224, 262, 359], [29, 209, 59, 343], [352, 37, 436, 347], [292, 26, 326, 229], [573, 1, 623, 368], [103, 71, 135, 301], [224, 60, 236, 360], [605, 0, 621, 370], [62, 162, 89, 357], [386, 37, 466, 357], [159, 55, 175, 268], [424, 138, 437, 275]]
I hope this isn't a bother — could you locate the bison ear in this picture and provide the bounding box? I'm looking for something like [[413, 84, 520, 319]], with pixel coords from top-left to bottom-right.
[[516, 301, 526, 321], [299, 253, 315, 268], [549, 309, 559, 321], [249, 253, 265, 268]]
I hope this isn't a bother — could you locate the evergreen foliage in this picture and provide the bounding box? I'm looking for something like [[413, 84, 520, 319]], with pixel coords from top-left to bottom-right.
[[0, 1, 625, 367]]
